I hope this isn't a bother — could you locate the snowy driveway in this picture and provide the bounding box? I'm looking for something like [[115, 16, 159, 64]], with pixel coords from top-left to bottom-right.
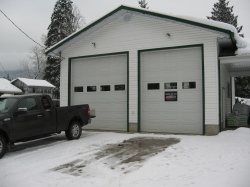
[[0, 128, 250, 187]]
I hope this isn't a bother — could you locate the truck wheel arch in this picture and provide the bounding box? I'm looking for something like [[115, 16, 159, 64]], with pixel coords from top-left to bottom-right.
[[0, 130, 9, 144], [68, 116, 83, 127]]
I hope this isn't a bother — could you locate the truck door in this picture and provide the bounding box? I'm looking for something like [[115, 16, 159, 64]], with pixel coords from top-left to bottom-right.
[[40, 96, 57, 134], [11, 97, 43, 140]]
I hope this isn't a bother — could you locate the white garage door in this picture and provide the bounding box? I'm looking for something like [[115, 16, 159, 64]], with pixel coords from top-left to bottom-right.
[[71, 54, 127, 131], [141, 47, 203, 134]]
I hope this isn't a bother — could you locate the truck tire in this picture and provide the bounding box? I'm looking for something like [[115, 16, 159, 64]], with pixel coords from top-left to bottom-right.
[[0, 135, 7, 159], [65, 121, 82, 140]]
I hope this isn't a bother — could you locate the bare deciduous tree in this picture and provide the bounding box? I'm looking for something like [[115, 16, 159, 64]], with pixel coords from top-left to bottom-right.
[[19, 45, 46, 79], [72, 4, 85, 32], [19, 60, 33, 78]]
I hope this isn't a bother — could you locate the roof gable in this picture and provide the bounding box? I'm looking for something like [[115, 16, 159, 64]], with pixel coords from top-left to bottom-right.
[[45, 5, 241, 56]]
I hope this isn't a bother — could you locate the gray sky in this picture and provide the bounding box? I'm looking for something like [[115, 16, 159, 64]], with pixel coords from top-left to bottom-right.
[[0, 0, 249, 71]]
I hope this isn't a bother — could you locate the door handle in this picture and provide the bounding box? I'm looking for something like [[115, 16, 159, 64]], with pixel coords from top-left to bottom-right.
[[37, 115, 43, 118]]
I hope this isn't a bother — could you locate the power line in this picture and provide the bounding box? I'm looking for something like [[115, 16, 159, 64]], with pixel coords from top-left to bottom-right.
[[0, 9, 63, 59], [0, 9, 46, 49]]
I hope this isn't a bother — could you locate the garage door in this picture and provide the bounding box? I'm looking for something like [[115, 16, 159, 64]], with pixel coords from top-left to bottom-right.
[[71, 54, 127, 131], [140, 46, 203, 134]]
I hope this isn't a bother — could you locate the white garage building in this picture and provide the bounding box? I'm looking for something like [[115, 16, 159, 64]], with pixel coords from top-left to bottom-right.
[[46, 5, 250, 135]]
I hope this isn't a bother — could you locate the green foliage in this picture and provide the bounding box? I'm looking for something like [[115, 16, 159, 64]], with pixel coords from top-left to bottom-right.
[[207, 0, 243, 34], [45, 0, 74, 47], [44, 56, 61, 99], [235, 77, 250, 98]]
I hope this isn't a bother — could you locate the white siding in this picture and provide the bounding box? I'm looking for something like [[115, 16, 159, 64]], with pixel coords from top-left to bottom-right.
[[60, 13, 221, 126]]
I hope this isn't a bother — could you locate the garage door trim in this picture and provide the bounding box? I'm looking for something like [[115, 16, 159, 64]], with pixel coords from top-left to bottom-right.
[[68, 51, 130, 131], [138, 44, 205, 134]]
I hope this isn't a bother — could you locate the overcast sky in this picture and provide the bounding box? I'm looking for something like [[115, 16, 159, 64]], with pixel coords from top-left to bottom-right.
[[0, 0, 249, 72]]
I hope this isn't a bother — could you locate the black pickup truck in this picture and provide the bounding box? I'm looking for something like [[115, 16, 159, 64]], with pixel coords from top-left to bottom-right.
[[0, 94, 94, 159]]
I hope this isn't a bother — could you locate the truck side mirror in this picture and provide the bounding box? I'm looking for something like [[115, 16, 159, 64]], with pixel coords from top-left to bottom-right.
[[14, 108, 28, 116]]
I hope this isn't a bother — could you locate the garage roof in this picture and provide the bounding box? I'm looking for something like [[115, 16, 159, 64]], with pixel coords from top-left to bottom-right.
[[45, 5, 246, 56]]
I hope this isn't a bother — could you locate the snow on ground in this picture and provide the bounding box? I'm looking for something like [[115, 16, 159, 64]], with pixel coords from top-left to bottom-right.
[[0, 128, 250, 187]]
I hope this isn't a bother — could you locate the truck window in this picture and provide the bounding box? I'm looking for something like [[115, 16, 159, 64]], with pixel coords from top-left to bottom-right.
[[18, 98, 39, 111], [0, 98, 18, 113], [41, 97, 51, 109]]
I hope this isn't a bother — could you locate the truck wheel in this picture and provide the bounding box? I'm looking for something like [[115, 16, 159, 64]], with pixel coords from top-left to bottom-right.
[[0, 135, 7, 159], [65, 121, 82, 140]]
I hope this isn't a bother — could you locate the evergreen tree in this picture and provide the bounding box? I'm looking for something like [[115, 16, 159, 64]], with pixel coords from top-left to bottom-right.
[[235, 77, 250, 98], [44, 0, 83, 99], [207, 0, 243, 34], [45, 0, 74, 47], [138, 0, 149, 9]]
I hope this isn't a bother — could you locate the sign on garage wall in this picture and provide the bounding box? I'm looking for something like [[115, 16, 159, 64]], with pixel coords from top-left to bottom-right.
[[165, 91, 177, 101]]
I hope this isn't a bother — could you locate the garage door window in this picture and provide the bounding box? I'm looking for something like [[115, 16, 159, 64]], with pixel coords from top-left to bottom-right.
[[100, 85, 110, 91], [182, 82, 196, 89], [115, 84, 125, 91], [87, 86, 96, 92], [165, 82, 177, 89], [74, 86, 83, 92], [148, 83, 160, 90]]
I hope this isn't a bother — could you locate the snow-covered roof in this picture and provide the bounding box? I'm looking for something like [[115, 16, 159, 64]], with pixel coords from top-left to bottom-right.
[[11, 78, 55, 88], [236, 38, 250, 55], [0, 78, 22, 94], [45, 5, 250, 56]]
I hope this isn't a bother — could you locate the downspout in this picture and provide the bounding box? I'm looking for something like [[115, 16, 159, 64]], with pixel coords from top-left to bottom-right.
[[230, 32, 238, 51]]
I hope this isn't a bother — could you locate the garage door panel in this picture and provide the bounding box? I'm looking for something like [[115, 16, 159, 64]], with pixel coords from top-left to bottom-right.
[[181, 124, 200, 133], [72, 54, 127, 131], [110, 111, 127, 119], [180, 71, 202, 80], [142, 121, 162, 130], [110, 94, 127, 102], [141, 47, 203, 134], [181, 113, 202, 122], [178, 94, 202, 101], [142, 103, 163, 111], [142, 73, 164, 81], [162, 113, 179, 120], [112, 65, 127, 72], [142, 112, 161, 120], [112, 75, 127, 82], [111, 104, 127, 112], [163, 104, 178, 111], [141, 92, 162, 100]]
